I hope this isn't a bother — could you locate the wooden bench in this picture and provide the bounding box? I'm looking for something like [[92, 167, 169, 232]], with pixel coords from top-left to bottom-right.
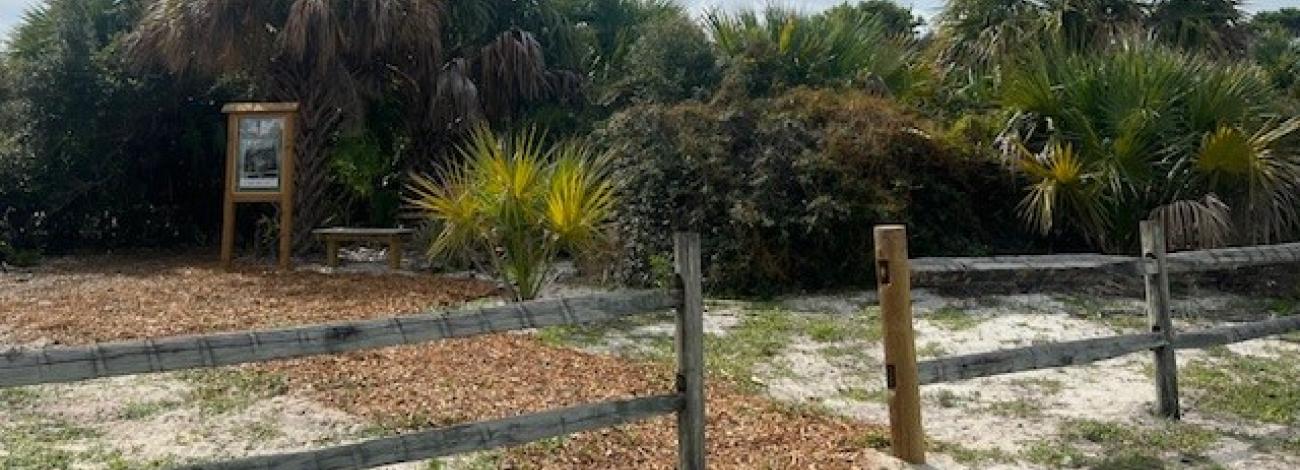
[[312, 228, 416, 269]]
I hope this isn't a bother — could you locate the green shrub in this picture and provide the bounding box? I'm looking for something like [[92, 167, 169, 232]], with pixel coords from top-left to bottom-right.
[[597, 14, 719, 106], [599, 88, 1029, 295]]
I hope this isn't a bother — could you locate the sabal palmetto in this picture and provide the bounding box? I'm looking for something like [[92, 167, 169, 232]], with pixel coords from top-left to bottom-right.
[[130, 0, 584, 250], [705, 6, 924, 96], [131, 0, 447, 252], [405, 127, 615, 301], [1000, 41, 1300, 251]]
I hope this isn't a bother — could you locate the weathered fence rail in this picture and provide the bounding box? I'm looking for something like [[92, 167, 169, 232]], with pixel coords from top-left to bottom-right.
[[916, 332, 1165, 385], [0, 289, 678, 388], [876, 222, 1300, 463], [909, 241, 1300, 282], [182, 395, 682, 470], [0, 232, 707, 470]]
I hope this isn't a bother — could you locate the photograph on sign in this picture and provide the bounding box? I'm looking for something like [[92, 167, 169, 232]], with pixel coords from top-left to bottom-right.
[[236, 116, 285, 191]]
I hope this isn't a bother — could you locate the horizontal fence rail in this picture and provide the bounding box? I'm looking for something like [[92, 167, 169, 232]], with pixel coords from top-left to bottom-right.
[[917, 333, 1165, 385], [910, 242, 1300, 280], [1165, 242, 1300, 273], [0, 289, 679, 389], [1173, 315, 1300, 350], [181, 395, 682, 470], [917, 315, 1300, 386]]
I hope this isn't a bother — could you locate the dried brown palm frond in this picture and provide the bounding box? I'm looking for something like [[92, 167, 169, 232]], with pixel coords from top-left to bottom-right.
[[545, 70, 585, 107], [479, 28, 548, 120], [431, 58, 484, 132], [129, 0, 448, 253], [1149, 195, 1231, 251]]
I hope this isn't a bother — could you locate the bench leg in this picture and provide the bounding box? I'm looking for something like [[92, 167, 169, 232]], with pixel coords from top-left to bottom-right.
[[388, 238, 402, 270], [326, 240, 340, 268]]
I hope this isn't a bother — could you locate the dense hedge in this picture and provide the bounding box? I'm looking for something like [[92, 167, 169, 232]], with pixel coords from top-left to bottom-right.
[[599, 88, 1033, 295]]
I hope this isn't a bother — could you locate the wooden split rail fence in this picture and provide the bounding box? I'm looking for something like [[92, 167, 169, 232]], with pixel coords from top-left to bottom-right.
[[0, 233, 708, 470], [874, 222, 1300, 464]]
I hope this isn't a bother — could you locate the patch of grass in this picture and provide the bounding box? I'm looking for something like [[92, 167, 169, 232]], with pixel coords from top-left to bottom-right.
[[818, 344, 860, 358], [1060, 419, 1217, 455], [1021, 440, 1090, 468], [0, 418, 103, 469], [983, 398, 1045, 418], [928, 389, 971, 409], [926, 307, 984, 331], [704, 311, 793, 389], [794, 308, 881, 344], [916, 341, 947, 358], [703, 308, 861, 390], [1061, 296, 1146, 331], [427, 451, 504, 470], [838, 387, 889, 403], [806, 317, 851, 343], [851, 428, 892, 450], [1008, 377, 1066, 395], [180, 369, 288, 415], [931, 440, 1014, 465], [1282, 436, 1300, 455], [0, 387, 39, 407], [245, 420, 284, 441], [1265, 297, 1300, 316], [1022, 420, 1218, 468], [1182, 350, 1300, 425], [119, 400, 181, 420]]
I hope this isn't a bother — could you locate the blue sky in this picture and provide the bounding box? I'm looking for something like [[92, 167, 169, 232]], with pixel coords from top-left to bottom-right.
[[0, 0, 1291, 40]]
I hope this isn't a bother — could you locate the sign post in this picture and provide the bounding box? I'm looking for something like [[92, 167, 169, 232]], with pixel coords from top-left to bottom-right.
[[220, 102, 299, 271]]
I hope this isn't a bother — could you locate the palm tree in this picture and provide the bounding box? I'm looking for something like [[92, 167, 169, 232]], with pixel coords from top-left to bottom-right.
[[131, 0, 583, 251], [1149, 0, 1249, 56], [706, 6, 924, 96], [935, 0, 1045, 69], [130, 0, 447, 251], [1000, 41, 1300, 250]]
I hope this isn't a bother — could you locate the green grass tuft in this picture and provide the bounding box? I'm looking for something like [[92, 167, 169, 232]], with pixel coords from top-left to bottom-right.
[[926, 307, 985, 331], [180, 369, 288, 415], [931, 440, 1014, 465], [1182, 350, 1300, 425]]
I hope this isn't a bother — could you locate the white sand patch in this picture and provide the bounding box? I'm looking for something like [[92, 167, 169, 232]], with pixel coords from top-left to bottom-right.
[[0, 358, 428, 469]]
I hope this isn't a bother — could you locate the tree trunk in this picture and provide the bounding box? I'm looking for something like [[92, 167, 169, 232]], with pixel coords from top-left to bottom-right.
[[274, 66, 346, 254]]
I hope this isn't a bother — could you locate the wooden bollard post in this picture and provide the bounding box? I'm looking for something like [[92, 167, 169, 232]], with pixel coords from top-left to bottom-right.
[[673, 232, 706, 469], [874, 225, 925, 464], [1141, 220, 1180, 419]]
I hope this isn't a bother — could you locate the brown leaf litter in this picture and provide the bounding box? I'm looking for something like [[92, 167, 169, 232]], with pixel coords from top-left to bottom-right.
[[0, 252, 897, 469]]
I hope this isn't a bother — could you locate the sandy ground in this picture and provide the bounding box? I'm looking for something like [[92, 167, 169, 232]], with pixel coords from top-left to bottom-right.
[[554, 287, 1300, 469]]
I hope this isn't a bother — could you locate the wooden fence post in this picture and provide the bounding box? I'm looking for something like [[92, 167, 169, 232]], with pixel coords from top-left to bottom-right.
[[1141, 220, 1181, 419], [674, 232, 706, 469], [874, 225, 926, 464]]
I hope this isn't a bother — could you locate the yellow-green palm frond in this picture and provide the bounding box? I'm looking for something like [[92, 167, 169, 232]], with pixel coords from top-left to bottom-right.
[[1016, 142, 1107, 240], [1195, 125, 1255, 177], [1194, 118, 1300, 243], [545, 141, 616, 252], [404, 171, 481, 260]]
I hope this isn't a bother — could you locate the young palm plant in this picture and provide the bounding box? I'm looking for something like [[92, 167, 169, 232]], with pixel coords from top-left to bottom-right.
[[405, 127, 615, 301]]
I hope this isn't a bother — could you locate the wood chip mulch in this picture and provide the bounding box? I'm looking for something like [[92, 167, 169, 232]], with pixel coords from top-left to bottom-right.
[[0, 253, 897, 469]]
